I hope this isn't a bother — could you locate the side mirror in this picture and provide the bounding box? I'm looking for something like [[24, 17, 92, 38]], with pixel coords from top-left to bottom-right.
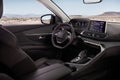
[[83, 0, 102, 4], [41, 14, 55, 25]]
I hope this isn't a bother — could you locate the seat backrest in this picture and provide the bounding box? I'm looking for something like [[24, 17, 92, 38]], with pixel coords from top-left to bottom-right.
[[0, 26, 37, 77], [0, 73, 14, 80]]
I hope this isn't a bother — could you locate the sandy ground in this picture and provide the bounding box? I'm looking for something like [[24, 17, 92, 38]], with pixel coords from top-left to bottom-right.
[[0, 17, 42, 25], [0, 16, 120, 25]]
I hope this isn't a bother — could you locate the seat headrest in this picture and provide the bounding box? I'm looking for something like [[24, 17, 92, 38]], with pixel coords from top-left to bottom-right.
[[0, 0, 3, 18], [0, 26, 17, 47]]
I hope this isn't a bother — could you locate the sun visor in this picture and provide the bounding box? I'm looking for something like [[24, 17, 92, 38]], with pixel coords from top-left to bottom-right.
[[0, 0, 3, 18]]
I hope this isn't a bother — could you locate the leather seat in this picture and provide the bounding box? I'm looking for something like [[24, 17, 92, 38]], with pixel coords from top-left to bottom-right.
[[35, 58, 63, 68], [20, 63, 71, 80], [0, 23, 72, 80], [0, 1, 72, 79], [0, 73, 14, 80]]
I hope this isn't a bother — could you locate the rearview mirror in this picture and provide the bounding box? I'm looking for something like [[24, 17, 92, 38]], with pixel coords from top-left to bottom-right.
[[83, 0, 102, 4]]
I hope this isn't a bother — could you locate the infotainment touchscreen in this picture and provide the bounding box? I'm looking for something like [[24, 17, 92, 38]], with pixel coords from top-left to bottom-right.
[[89, 21, 106, 33]]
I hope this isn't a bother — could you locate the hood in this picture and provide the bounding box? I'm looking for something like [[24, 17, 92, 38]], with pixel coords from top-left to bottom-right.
[[0, 0, 3, 18]]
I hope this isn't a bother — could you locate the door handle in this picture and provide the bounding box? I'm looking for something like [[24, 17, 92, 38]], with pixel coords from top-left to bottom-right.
[[39, 36, 45, 39]]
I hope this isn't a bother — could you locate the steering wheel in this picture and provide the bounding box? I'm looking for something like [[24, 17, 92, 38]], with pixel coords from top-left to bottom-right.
[[52, 23, 76, 49]]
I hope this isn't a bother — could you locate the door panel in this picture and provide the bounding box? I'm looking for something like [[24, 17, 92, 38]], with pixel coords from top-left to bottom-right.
[[3, 24, 59, 60]]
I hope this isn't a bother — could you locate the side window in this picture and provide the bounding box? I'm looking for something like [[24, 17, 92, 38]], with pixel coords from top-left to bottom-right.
[[0, 0, 53, 25]]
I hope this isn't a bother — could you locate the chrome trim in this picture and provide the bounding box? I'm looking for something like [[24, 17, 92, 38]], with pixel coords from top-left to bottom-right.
[[39, 36, 44, 39], [105, 21, 108, 33], [80, 31, 85, 35], [84, 40, 105, 52]]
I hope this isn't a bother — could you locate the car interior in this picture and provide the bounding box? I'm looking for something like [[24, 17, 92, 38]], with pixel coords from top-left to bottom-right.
[[0, 0, 120, 80]]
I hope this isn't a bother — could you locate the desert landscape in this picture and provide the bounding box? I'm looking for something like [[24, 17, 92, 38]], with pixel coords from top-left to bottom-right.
[[70, 16, 120, 22], [1, 12, 120, 25], [0, 17, 41, 25]]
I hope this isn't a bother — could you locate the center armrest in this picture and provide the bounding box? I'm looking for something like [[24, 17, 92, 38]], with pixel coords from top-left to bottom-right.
[[21, 63, 72, 80]]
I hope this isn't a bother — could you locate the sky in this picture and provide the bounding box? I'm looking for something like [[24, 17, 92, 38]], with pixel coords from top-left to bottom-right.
[[53, 0, 120, 16], [3, 0, 52, 15], [3, 0, 120, 16]]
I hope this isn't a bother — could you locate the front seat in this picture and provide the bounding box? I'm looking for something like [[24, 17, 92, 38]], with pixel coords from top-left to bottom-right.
[[0, 1, 72, 80], [0, 16, 72, 80]]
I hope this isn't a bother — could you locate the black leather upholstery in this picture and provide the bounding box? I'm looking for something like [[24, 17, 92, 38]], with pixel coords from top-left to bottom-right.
[[20, 63, 72, 80], [0, 26, 71, 80], [35, 58, 63, 68], [0, 26, 37, 77], [0, 73, 14, 80]]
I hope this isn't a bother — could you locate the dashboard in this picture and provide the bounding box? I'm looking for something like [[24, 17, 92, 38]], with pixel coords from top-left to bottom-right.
[[70, 18, 120, 41]]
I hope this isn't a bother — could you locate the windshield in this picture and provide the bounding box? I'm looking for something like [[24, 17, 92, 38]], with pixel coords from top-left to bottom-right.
[[0, 0, 52, 25], [53, 0, 120, 22]]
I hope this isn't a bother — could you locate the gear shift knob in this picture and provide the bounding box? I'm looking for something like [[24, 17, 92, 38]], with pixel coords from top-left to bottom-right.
[[71, 50, 87, 63], [78, 50, 87, 58]]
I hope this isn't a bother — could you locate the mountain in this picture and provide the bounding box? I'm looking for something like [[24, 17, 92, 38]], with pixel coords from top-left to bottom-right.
[[69, 15, 82, 19], [3, 14, 42, 18], [99, 12, 120, 16]]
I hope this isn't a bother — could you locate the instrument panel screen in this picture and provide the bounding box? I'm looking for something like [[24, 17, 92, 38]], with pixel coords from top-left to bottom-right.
[[89, 21, 106, 33]]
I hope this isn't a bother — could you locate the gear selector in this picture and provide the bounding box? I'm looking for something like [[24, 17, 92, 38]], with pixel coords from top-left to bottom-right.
[[71, 50, 89, 64]]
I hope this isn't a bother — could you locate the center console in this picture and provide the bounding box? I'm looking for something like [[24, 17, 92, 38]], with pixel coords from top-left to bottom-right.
[[65, 41, 104, 72]]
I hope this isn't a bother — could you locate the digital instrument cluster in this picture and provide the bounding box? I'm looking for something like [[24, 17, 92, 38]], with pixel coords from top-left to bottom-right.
[[70, 19, 89, 29]]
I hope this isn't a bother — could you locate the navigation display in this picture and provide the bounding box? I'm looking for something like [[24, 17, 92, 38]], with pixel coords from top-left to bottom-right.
[[89, 21, 106, 33]]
